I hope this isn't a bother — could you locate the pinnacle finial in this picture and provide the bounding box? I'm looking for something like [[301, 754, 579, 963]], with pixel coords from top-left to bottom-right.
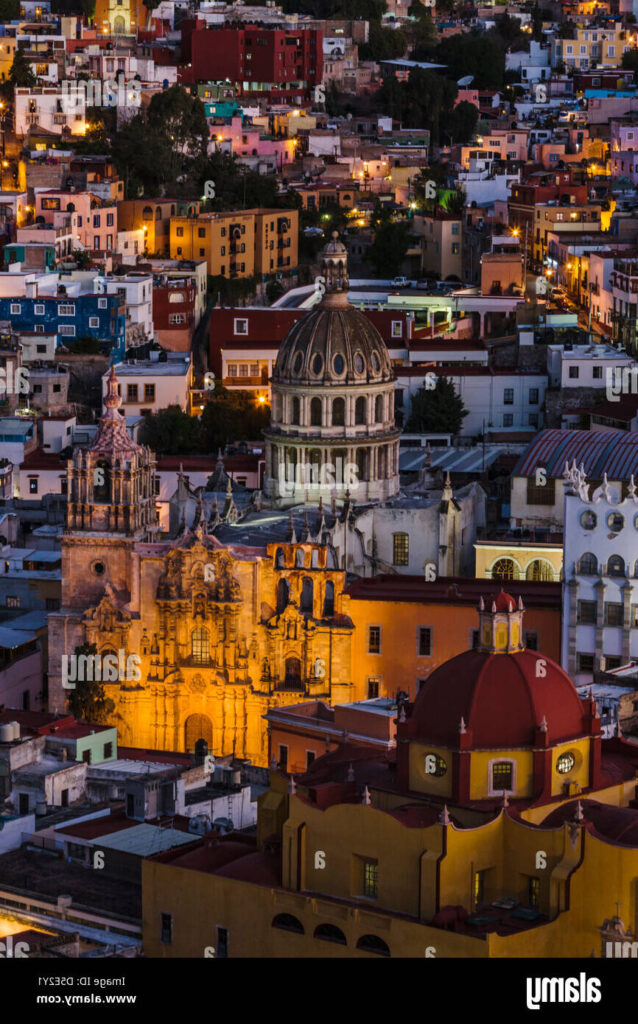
[[439, 805, 451, 826], [362, 785, 371, 805]]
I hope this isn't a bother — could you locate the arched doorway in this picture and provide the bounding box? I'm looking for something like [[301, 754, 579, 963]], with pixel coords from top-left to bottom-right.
[[185, 713, 213, 753]]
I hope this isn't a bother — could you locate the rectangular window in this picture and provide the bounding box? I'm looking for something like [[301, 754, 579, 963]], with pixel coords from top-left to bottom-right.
[[98, 298, 108, 309], [239, 364, 248, 377], [278, 744, 288, 770], [492, 761, 513, 791], [503, 414, 514, 427], [234, 318, 248, 335], [524, 631, 539, 651], [29, 478, 38, 494], [605, 655, 621, 670], [6, 596, 20, 608], [34, 303, 45, 315], [46, 597, 60, 610], [198, 228, 206, 238], [569, 366, 579, 378], [144, 384, 155, 402], [306, 750, 315, 769], [363, 859, 378, 899], [228, 365, 237, 377], [504, 388, 514, 404], [89, 317, 99, 328], [528, 877, 540, 908], [216, 927, 228, 958], [578, 653, 595, 672], [578, 600, 597, 625], [368, 626, 381, 655], [104, 742, 113, 758], [126, 384, 138, 402], [391, 320, 402, 337], [592, 366, 603, 379], [93, 236, 100, 250], [107, 213, 114, 226], [58, 305, 75, 316], [59, 326, 75, 337], [367, 677, 380, 699], [526, 477, 556, 505], [176, 227, 184, 237], [529, 413, 539, 427], [93, 214, 101, 228], [451, 243, 460, 255], [473, 869, 485, 908], [418, 627, 432, 657], [10, 303, 20, 314], [605, 602, 623, 627], [528, 388, 539, 404], [160, 913, 172, 944], [392, 533, 409, 566]]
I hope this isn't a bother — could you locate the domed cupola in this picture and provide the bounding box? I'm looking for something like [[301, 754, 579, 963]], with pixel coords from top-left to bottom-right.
[[395, 591, 604, 808], [264, 234, 400, 507]]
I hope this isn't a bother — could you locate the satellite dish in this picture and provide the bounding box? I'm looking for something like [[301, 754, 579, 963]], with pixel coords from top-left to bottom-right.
[[457, 75, 474, 87]]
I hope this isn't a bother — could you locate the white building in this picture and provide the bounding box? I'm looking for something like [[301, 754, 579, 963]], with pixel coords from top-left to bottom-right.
[[546, 342, 636, 390], [102, 353, 192, 418], [103, 272, 154, 349], [395, 367, 548, 436], [15, 87, 86, 137], [505, 40, 550, 84], [562, 463, 638, 683]]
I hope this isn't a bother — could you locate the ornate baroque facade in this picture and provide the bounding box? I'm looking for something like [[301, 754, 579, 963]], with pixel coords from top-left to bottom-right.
[[48, 370, 356, 765]]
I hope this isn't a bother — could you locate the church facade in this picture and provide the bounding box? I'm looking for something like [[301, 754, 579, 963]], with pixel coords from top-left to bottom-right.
[[48, 369, 356, 765]]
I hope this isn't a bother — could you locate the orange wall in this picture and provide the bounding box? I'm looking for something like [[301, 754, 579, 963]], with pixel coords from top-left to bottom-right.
[[347, 598, 561, 702]]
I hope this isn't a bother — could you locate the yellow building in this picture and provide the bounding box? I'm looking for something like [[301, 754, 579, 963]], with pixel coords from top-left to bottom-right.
[[554, 26, 632, 70], [474, 540, 563, 583], [170, 208, 299, 282], [118, 199, 199, 257], [142, 591, 638, 958]]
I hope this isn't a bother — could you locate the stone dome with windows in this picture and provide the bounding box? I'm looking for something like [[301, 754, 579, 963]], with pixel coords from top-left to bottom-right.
[[397, 591, 604, 806], [264, 233, 400, 507]]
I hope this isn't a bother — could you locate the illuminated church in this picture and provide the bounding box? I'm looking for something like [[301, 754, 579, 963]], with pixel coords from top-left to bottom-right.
[[47, 368, 356, 764]]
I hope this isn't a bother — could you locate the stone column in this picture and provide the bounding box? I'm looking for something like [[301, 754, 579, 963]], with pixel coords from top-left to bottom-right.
[[594, 577, 607, 673]]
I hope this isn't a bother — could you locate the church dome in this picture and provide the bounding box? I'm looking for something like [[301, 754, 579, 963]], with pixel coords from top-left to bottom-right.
[[409, 590, 588, 749], [272, 306, 394, 387]]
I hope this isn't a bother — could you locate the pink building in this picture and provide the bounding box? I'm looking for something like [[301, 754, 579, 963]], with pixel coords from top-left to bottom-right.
[[35, 189, 118, 252], [210, 117, 296, 171]]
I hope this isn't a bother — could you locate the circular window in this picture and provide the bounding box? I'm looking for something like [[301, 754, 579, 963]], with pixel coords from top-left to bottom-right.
[[293, 352, 303, 375], [312, 353, 323, 375], [580, 510, 597, 530], [424, 753, 447, 777], [607, 512, 624, 533], [556, 751, 575, 775], [92, 561, 105, 576], [371, 352, 380, 372], [354, 352, 364, 374], [333, 353, 345, 375]]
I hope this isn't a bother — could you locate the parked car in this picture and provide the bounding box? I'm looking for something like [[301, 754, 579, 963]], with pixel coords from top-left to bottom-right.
[[392, 276, 410, 287]]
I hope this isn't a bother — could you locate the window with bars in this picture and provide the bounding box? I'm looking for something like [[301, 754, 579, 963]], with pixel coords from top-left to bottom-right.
[[605, 602, 624, 627], [418, 627, 432, 657], [528, 877, 540, 908], [191, 628, 210, 664], [368, 626, 381, 654], [363, 860, 378, 899], [492, 761, 513, 791], [578, 600, 597, 625], [392, 532, 409, 565], [526, 477, 556, 505]]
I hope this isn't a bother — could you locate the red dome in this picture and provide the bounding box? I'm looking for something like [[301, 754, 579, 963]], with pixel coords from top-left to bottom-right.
[[491, 590, 517, 613], [410, 649, 587, 748]]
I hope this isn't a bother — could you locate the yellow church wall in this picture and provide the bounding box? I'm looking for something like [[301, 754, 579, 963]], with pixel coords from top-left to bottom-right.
[[549, 738, 591, 798], [474, 541, 563, 583], [468, 749, 535, 801]]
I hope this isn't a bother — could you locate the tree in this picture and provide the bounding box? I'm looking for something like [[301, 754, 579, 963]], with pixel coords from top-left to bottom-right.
[[446, 99, 479, 143], [365, 219, 411, 277], [66, 644, 116, 725], [360, 24, 408, 61], [200, 386, 271, 451], [0, 0, 19, 18], [622, 48, 638, 74], [406, 376, 468, 435], [139, 404, 202, 454], [434, 31, 506, 89], [9, 48, 36, 88]]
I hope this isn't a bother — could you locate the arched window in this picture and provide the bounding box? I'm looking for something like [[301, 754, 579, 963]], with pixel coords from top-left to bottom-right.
[[323, 580, 335, 617], [355, 396, 367, 425], [300, 577, 313, 614], [314, 924, 346, 945], [311, 549, 319, 568], [277, 578, 289, 613], [272, 914, 304, 934], [275, 547, 285, 569], [526, 559, 553, 582], [291, 396, 300, 425], [332, 397, 345, 426], [579, 552, 598, 575], [310, 397, 322, 426], [375, 395, 383, 422], [191, 628, 210, 664], [295, 548, 305, 568], [284, 656, 302, 688], [93, 459, 110, 503], [274, 395, 282, 422], [356, 934, 390, 957], [185, 713, 213, 752], [608, 555, 625, 577], [492, 558, 517, 581], [142, 205, 153, 220]]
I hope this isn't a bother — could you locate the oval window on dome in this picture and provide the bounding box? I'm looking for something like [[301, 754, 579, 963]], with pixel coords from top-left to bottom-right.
[[580, 510, 596, 530], [312, 353, 323, 375], [424, 753, 447, 777], [371, 352, 380, 373], [354, 352, 364, 374], [293, 352, 303, 375], [607, 512, 624, 533], [333, 353, 345, 375], [556, 751, 575, 775]]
